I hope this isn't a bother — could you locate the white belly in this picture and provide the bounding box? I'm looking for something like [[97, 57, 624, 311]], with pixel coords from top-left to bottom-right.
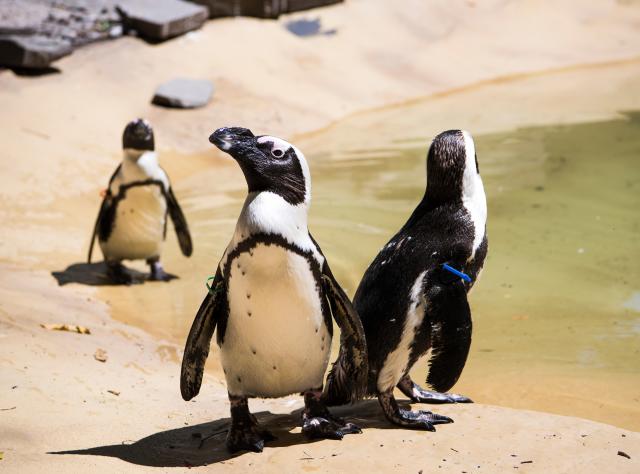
[[377, 271, 427, 392], [221, 243, 331, 398], [100, 185, 167, 261]]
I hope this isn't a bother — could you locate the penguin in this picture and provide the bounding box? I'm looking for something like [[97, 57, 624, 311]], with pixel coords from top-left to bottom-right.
[[87, 118, 193, 284], [180, 127, 368, 453], [328, 130, 488, 430]]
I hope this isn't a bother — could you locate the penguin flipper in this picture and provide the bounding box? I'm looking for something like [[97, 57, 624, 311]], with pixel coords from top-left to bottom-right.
[[166, 187, 193, 257], [88, 165, 121, 264], [180, 269, 226, 401], [424, 278, 472, 393], [320, 262, 369, 405]]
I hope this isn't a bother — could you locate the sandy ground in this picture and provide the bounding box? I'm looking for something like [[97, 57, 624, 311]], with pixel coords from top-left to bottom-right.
[[2, 0, 640, 472]]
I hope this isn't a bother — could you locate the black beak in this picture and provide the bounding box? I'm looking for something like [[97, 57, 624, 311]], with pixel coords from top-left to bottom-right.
[[209, 127, 255, 154]]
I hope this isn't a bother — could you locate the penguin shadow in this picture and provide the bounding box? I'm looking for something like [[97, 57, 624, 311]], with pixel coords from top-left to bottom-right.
[[51, 262, 177, 286], [48, 400, 399, 467]]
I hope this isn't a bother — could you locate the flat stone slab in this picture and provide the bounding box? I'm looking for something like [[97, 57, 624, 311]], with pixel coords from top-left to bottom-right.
[[117, 0, 209, 40], [0, 35, 73, 69], [152, 78, 214, 108]]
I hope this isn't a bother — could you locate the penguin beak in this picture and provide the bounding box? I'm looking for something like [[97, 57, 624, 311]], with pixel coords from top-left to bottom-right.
[[209, 127, 256, 155]]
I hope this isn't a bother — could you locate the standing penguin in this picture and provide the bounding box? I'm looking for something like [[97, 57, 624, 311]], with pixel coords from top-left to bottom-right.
[[88, 118, 193, 283], [330, 130, 487, 430], [180, 127, 368, 453]]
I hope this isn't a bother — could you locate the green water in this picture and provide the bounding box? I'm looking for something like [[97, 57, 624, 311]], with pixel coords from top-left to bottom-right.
[[311, 115, 640, 367], [107, 114, 640, 429], [309, 115, 640, 427]]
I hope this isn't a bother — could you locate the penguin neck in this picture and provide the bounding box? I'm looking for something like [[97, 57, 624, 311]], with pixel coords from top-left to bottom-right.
[[121, 149, 160, 180], [235, 190, 309, 243]]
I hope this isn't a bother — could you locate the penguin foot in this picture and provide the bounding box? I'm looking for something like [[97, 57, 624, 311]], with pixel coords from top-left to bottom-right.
[[106, 262, 134, 285], [397, 375, 473, 404], [226, 394, 275, 454], [301, 389, 362, 441], [147, 259, 172, 282], [301, 412, 362, 440], [379, 391, 453, 431], [226, 425, 275, 454]]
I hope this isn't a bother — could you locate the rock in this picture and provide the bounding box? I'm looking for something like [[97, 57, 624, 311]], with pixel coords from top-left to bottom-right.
[[116, 0, 209, 40], [152, 78, 214, 108], [190, 0, 280, 18], [0, 1, 49, 35], [0, 35, 72, 69], [285, 0, 343, 13]]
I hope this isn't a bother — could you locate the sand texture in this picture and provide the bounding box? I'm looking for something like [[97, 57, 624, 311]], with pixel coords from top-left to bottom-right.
[[1, 0, 640, 472]]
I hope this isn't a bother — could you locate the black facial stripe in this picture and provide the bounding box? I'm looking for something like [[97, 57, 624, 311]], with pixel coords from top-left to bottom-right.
[[242, 142, 306, 206]]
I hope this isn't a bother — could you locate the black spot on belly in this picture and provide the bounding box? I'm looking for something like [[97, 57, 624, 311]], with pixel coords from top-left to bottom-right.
[[237, 376, 242, 383], [246, 293, 251, 300], [272, 365, 277, 370], [247, 310, 252, 317], [251, 348, 257, 355]]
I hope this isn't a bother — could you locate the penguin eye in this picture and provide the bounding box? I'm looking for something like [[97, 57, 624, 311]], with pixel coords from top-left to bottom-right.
[[271, 149, 285, 158]]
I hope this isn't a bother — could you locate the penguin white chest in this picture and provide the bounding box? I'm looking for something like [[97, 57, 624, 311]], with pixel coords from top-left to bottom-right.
[[101, 185, 167, 260], [221, 243, 331, 398]]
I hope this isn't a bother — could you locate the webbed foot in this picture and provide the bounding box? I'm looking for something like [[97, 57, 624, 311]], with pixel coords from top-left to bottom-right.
[[397, 375, 472, 404], [302, 389, 361, 440], [379, 390, 453, 430], [226, 394, 275, 454], [147, 258, 172, 282]]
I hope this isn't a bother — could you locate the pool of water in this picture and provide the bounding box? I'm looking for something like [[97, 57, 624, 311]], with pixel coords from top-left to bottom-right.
[[101, 113, 640, 430]]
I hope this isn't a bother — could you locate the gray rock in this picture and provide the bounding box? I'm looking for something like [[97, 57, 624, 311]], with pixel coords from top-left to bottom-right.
[[189, 0, 280, 19], [284, 0, 343, 13], [0, 1, 49, 35], [116, 0, 209, 40], [0, 35, 73, 69], [188, 0, 342, 18], [152, 78, 214, 108]]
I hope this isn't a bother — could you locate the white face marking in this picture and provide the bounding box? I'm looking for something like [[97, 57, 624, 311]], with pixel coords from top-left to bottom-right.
[[377, 271, 428, 392], [258, 135, 291, 157], [461, 131, 487, 260]]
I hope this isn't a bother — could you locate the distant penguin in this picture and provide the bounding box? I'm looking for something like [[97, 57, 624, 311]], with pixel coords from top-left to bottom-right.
[[330, 130, 488, 430], [180, 127, 368, 453], [87, 118, 193, 283]]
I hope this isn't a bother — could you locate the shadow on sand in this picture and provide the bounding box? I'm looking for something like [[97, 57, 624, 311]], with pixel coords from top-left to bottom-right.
[[51, 262, 177, 286], [49, 400, 398, 467]]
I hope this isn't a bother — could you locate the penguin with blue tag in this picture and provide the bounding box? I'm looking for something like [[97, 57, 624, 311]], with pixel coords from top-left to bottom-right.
[[326, 130, 488, 430], [180, 127, 368, 453], [87, 118, 193, 284]]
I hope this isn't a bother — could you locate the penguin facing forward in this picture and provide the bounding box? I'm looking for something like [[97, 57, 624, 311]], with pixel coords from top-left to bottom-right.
[[340, 130, 488, 430], [180, 127, 368, 453], [88, 118, 193, 283]]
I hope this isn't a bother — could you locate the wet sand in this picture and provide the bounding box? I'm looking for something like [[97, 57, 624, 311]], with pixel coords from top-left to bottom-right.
[[1, 0, 640, 472]]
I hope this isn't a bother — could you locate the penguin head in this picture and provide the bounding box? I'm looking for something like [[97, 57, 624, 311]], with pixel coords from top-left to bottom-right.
[[426, 130, 480, 202], [209, 127, 310, 206], [122, 118, 155, 153]]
